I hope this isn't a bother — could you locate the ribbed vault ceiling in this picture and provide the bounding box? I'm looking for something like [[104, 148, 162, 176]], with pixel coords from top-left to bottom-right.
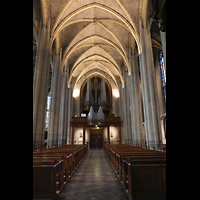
[[33, 0, 165, 93], [48, 0, 142, 91]]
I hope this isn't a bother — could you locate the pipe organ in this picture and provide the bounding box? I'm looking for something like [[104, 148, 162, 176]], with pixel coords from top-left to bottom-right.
[[82, 77, 110, 114]]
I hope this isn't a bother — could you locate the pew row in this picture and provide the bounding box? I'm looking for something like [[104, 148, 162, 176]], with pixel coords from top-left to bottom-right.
[[33, 144, 88, 200], [104, 144, 166, 200]]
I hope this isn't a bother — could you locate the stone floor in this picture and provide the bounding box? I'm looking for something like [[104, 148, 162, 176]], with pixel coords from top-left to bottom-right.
[[55, 148, 130, 200]]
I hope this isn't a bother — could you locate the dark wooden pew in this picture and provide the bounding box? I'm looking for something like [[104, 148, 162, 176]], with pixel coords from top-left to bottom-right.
[[33, 159, 57, 165], [33, 157, 64, 191], [127, 158, 166, 199], [33, 152, 74, 177], [104, 144, 166, 200], [118, 152, 166, 182], [33, 164, 59, 199], [33, 144, 88, 200], [33, 156, 67, 183], [33, 145, 88, 171]]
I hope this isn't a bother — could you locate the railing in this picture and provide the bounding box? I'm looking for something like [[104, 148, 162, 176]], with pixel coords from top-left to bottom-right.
[[71, 113, 122, 127]]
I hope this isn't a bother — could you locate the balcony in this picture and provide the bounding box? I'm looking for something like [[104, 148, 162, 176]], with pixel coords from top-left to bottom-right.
[[71, 113, 122, 127]]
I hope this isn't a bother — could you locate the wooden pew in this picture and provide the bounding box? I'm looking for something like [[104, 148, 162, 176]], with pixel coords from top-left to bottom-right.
[[33, 156, 67, 184], [34, 145, 88, 171], [33, 159, 57, 165], [105, 144, 166, 178], [33, 164, 58, 199], [119, 152, 166, 183], [33, 152, 74, 178], [127, 158, 166, 199], [33, 144, 88, 200], [33, 157, 64, 191], [104, 144, 166, 200], [105, 144, 165, 179], [121, 155, 165, 187]]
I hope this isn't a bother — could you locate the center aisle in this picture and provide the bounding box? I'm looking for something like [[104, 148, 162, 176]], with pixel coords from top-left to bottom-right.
[[55, 149, 129, 200]]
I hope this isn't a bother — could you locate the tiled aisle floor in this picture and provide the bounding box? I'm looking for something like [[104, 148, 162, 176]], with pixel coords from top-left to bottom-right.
[[55, 149, 129, 200]]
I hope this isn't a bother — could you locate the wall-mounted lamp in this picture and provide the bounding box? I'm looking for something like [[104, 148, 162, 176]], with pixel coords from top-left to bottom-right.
[[110, 132, 113, 137], [78, 132, 83, 142], [112, 89, 119, 98], [95, 125, 99, 129], [73, 89, 79, 98]]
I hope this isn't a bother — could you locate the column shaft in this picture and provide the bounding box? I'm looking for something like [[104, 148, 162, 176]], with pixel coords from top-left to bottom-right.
[[83, 126, 85, 145], [139, 19, 162, 150], [33, 20, 50, 150], [139, 19, 154, 148], [58, 69, 67, 146], [107, 126, 110, 144], [47, 50, 61, 147]]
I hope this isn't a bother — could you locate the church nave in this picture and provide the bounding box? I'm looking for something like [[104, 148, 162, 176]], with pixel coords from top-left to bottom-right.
[[33, 1, 166, 199]]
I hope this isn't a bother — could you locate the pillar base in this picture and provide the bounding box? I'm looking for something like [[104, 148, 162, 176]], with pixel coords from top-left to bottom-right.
[[33, 141, 44, 151], [47, 140, 58, 148]]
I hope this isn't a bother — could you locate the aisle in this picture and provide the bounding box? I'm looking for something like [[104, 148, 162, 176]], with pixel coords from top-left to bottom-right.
[[55, 149, 129, 200]]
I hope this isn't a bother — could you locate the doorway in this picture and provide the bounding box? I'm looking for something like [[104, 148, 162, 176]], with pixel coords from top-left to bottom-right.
[[89, 129, 103, 148]]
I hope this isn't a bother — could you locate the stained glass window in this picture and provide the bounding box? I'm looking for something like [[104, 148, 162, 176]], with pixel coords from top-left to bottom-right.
[[160, 50, 166, 102], [45, 92, 51, 130]]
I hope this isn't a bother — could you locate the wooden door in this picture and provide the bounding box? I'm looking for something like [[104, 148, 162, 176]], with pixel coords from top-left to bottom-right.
[[90, 129, 103, 148]]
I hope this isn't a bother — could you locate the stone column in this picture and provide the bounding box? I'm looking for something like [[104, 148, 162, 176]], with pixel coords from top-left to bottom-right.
[[58, 68, 67, 146], [119, 82, 125, 144], [145, 20, 162, 150], [117, 78, 122, 118], [139, 18, 154, 149], [122, 70, 131, 144], [139, 19, 162, 150], [33, 20, 50, 150], [128, 44, 136, 145], [63, 66, 69, 144], [119, 125, 122, 144], [67, 85, 73, 144], [129, 72, 137, 145], [131, 53, 145, 147], [71, 126, 74, 145], [125, 72, 132, 144], [83, 126, 85, 145], [107, 125, 110, 144], [47, 48, 62, 148], [122, 78, 128, 144]]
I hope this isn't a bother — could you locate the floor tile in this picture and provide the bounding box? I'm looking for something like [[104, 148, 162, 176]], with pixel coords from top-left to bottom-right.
[[55, 149, 129, 200]]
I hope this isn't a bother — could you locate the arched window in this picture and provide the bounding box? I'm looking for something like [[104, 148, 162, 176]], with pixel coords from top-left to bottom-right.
[[45, 92, 51, 130], [160, 50, 166, 102]]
